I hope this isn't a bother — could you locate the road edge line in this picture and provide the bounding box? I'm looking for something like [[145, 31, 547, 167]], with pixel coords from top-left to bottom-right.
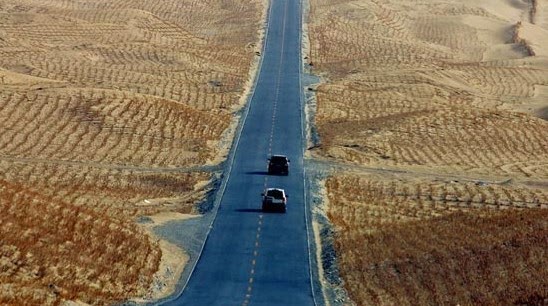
[[155, 0, 274, 304], [299, 0, 322, 304]]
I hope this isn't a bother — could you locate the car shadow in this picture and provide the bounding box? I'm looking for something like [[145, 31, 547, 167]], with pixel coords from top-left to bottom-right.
[[245, 171, 269, 175], [235, 208, 263, 213]]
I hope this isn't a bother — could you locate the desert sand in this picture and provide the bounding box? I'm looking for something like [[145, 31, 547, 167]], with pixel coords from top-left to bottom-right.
[[133, 212, 197, 302], [0, 0, 265, 304], [307, 0, 548, 304]]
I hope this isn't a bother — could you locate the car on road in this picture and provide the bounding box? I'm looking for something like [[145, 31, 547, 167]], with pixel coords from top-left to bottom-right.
[[267, 155, 290, 175], [261, 188, 287, 213]]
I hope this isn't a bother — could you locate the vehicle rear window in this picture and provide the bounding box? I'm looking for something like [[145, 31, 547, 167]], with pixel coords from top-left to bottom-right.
[[266, 190, 283, 198], [271, 156, 287, 163]]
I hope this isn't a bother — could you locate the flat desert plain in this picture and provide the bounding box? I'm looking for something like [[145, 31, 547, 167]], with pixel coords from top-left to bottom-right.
[[307, 0, 548, 304], [0, 0, 264, 304]]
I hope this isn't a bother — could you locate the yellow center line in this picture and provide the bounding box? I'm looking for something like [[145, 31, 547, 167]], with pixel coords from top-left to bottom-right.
[[243, 0, 289, 304], [267, 0, 287, 156]]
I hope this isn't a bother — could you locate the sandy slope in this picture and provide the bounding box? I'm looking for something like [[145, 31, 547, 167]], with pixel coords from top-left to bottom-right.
[[0, 0, 265, 304], [309, 0, 548, 178], [307, 0, 548, 304]]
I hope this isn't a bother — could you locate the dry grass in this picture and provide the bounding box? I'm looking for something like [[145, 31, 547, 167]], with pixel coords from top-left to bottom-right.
[[0, 160, 209, 217], [0, 89, 231, 167], [309, 0, 548, 178], [326, 175, 548, 232], [326, 174, 548, 305], [0, 179, 161, 305], [0, 0, 264, 303], [308, 0, 548, 304], [0, 0, 264, 167]]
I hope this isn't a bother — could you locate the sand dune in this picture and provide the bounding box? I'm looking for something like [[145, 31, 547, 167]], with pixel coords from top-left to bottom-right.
[[308, 0, 548, 304], [310, 0, 548, 177], [0, 179, 161, 304], [325, 175, 547, 305], [0, 0, 265, 304]]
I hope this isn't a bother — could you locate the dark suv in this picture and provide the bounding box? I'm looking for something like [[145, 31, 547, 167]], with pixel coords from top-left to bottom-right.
[[267, 155, 290, 175], [262, 188, 287, 213]]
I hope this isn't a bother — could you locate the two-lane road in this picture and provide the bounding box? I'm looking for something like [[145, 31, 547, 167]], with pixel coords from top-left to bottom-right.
[[163, 0, 315, 304]]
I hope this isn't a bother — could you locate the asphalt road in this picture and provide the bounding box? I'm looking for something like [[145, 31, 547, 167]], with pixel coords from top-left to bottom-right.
[[162, 0, 316, 305]]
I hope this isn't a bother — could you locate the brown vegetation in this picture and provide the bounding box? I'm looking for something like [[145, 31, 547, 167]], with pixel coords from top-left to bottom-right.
[[0, 159, 209, 217], [0, 0, 264, 303], [0, 0, 263, 167], [326, 175, 548, 305], [326, 175, 548, 233], [0, 179, 161, 305], [309, 0, 548, 178], [328, 178, 548, 305], [308, 0, 548, 304]]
